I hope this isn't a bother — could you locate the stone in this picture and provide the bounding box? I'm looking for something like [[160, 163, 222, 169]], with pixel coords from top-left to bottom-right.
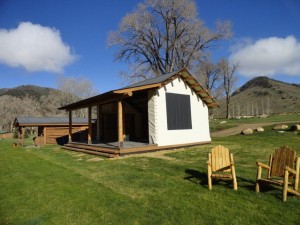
[[241, 128, 253, 135], [273, 124, 289, 130], [259, 114, 268, 118], [290, 124, 300, 131], [256, 127, 264, 132]]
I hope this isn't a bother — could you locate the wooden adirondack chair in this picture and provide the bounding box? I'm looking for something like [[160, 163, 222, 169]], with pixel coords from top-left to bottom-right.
[[207, 145, 238, 190], [256, 146, 300, 202]]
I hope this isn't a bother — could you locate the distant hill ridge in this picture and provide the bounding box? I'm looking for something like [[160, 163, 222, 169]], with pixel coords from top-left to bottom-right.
[[0, 85, 61, 101], [217, 76, 300, 117], [234, 76, 300, 95]]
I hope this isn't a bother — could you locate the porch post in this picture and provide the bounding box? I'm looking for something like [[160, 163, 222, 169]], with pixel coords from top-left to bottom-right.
[[88, 106, 92, 144], [118, 99, 124, 148], [17, 127, 21, 146], [21, 127, 25, 147], [43, 127, 46, 145], [96, 104, 101, 141], [68, 110, 72, 143]]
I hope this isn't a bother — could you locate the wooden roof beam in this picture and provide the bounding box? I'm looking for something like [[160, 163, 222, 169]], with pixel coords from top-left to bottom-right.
[[191, 83, 200, 88], [196, 90, 207, 94], [113, 83, 161, 94], [207, 102, 219, 108], [183, 76, 194, 81], [202, 96, 214, 100]]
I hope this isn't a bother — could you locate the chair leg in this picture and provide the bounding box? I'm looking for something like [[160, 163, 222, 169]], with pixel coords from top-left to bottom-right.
[[208, 175, 212, 190], [283, 169, 289, 202], [256, 165, 262, 193], [231, 165, 238, 190], [207, 165, 212, 190], [233, 177, 238, 190]]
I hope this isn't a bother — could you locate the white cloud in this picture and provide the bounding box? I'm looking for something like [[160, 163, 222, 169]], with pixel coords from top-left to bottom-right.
[[0, 22, 77, 73], [229, 36, 300, 78]]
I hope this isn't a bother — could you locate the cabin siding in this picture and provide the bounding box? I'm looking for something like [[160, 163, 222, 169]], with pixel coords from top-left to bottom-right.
[[148, 89, 158, 144], [154, 77, 211, 146]]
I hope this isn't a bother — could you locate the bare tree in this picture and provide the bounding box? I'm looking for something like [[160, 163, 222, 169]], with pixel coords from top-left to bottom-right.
[[218, 58, 239, 118], [40, 91, 67, 117], [108, 0, 231, 81], [0, 95, 40, 131], [57, 75, 98, 117], [194, 58, 222, 99]]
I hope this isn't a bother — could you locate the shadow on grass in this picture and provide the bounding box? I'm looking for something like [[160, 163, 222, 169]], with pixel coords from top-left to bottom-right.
[[184, 169, 257, 191]]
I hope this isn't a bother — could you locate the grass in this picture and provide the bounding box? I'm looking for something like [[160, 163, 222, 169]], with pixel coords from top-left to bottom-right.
[[210, 113, 300, 132], [1, 126, 300, 225]]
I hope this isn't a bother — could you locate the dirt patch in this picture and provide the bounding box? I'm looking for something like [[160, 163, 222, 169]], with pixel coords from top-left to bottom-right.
[[115, 148, 188, 161], [72, 153, 86, 157], [87, 157, 103, 162]]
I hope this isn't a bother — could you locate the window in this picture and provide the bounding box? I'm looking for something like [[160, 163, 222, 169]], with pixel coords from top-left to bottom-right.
[[166, 93, 192, 130]]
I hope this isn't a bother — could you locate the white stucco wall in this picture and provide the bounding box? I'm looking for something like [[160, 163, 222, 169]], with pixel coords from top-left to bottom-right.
[[149, 77, 211, 146]]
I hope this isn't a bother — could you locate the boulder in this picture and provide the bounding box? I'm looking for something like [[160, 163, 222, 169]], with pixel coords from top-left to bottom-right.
[[256, 127, 264, 132], [291, 124, 300, 131], [273, 124, 289, 130], [241, 128, 253, 135], [259, 114, 268, 118]]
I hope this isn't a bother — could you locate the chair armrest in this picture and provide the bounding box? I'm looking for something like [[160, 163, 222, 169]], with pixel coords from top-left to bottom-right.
[[284, 165, 297, 175], [256, 161, 270, 170]]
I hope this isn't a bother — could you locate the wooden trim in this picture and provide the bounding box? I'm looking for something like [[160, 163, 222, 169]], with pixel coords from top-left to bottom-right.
[[113, 83, 162, 94], [88, 106, 92, 145]]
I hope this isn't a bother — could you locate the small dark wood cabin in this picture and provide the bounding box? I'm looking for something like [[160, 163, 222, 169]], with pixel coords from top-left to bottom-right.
[[14, 117, 89, 146]]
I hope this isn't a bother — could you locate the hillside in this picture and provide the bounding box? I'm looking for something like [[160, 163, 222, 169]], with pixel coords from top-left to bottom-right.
[[0, 85, 62, 102], [215, 76, 300, 117]]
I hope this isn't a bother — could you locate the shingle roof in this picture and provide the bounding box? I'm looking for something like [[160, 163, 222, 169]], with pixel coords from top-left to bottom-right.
[[14, 117, 88, 126], [119, 70, 179, 89], [59, 68, 218, 110]]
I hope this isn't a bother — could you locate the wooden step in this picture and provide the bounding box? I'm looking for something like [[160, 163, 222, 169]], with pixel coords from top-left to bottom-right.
[[65, 143, 120, 154], [62, 146, 117, 158]]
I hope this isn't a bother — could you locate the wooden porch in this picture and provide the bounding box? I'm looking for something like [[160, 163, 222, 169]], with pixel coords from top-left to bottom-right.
[[62, 141, 210, 158]]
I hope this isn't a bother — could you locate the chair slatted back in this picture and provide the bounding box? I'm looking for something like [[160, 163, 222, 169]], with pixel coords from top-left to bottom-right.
[[211, 145, 231, 172], [270, 146, 296, 177]]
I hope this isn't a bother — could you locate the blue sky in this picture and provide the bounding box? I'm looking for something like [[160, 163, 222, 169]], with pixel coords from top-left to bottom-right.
[[0, 0, 300, 94]]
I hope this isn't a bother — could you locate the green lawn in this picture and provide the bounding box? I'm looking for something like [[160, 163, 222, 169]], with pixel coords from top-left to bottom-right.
[[1, 127, 300, 225]]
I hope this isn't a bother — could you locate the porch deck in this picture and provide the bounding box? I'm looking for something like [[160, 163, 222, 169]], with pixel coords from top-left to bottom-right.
[[62, 141, 210, 158]]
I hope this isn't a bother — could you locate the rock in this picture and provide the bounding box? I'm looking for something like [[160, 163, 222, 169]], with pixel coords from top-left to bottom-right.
[[220, 121, 227, 124], [256, 127, 264, 132], [291, 124, 300, 131], [241, 128, 253, 135], [259, 114, 268, 118], [273, 124, 289, 130]]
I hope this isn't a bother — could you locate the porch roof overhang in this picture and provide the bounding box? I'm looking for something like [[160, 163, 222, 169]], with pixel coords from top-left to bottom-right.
[[14, 117, 89, 127], [59, 68, 218, 111]]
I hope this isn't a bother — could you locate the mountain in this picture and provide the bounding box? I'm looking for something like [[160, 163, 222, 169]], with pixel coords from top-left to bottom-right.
[[216, 76, 300, 117], [0, 85, 62, 101]]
